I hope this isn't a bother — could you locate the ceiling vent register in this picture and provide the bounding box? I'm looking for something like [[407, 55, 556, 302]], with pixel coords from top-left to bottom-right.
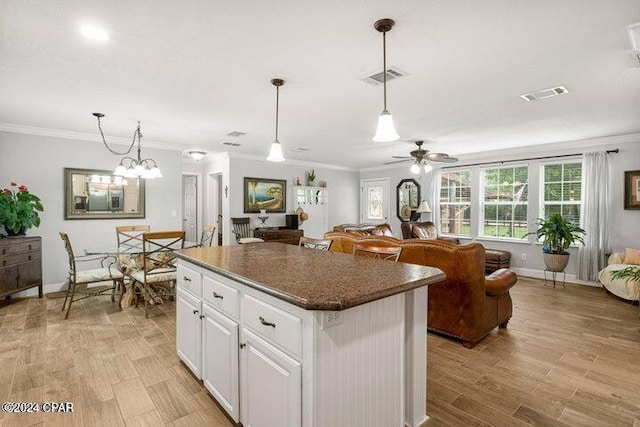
[[363, 67, 406, 86], [520, 86, 568, 101]]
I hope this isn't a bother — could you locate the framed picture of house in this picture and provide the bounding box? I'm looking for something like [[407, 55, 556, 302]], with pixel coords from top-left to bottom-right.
[[624, 170, 640, 210], [244, 177, 286, 213]]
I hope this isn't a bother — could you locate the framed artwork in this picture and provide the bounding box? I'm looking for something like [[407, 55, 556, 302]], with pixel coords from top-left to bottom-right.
[[624, 170, 640, 210], [244, 177, 286, 213]]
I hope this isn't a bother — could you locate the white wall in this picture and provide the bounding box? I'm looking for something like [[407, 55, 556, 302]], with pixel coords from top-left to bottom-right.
[[0, 131, 183, 291]]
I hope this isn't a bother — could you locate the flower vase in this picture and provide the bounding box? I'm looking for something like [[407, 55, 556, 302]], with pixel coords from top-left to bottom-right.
[[5, 226, 26, 237]]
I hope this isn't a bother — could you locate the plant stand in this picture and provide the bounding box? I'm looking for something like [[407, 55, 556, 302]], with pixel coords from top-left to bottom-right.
[[543, 268, 566, 288]]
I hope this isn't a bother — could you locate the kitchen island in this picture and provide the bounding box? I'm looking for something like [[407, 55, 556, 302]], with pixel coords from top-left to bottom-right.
[[174, 243, 445, 427]]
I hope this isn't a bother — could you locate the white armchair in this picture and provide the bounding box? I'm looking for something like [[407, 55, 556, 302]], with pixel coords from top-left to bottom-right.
[[598, 253, 640, 302]]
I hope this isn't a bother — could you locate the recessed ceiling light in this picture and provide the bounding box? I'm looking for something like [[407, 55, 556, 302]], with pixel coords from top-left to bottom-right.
[[80, 25, 109, 41]]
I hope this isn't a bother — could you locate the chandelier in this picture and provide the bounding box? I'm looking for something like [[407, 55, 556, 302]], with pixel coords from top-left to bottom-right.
[[92, 113, 162, 179]]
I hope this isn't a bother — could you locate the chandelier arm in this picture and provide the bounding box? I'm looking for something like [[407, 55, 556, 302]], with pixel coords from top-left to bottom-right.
[[96, 115, 137, 156]]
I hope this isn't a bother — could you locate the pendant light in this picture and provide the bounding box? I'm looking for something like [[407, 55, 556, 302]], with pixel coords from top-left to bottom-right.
[[267, 78, 286, 162], [373, 18, 399, 142]]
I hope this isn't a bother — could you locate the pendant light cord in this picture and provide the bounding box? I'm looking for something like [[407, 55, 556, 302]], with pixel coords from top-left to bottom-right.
[[383, 30, 387, 110], [275, 85, 279, 140]]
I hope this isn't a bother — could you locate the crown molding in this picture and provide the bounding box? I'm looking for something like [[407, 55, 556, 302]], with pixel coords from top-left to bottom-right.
[[226, 151, 357, 172], [0, 122, 184, 151]]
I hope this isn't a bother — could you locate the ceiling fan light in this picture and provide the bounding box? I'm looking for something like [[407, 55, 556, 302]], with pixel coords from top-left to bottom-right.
[[373, 110, 399, 142], [188, 151, 206, 161], [424, 163, 434, 173], [267, 140, 285, 162], [410, 162, 421, 174]]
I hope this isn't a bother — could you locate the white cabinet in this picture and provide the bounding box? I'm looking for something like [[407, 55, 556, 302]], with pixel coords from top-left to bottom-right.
[[176, 288, 202, 379], [202, 304, 239, 422], [240, 328, 302, 427], [294, 186, 328, 239]]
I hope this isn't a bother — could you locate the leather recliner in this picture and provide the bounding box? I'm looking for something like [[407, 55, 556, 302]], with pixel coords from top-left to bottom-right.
[[324, 231, 517, 348], [332, 223, 394, 237], [400, 221, 460, 244]]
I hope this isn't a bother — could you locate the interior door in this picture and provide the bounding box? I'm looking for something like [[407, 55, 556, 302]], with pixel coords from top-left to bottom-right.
[[361, 178, 390, 224], [183, 175, 197, 242]]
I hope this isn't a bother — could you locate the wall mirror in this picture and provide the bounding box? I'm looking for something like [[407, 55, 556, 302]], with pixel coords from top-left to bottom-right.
[[64, 168, 145, 219], [396, 178, 420, 222]]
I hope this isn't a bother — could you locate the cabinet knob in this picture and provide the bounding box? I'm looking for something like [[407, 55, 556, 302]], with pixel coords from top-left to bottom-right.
[[193, 309, 198, 315], [199, 314, 205, 319], [183, 276, 192, 282], [259, 316, 276, 328], [239, 343, 246, 349], [212, 292, 224, 299]]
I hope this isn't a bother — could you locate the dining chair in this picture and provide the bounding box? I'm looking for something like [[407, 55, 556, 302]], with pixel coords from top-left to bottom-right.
[[128, 230, 185, 318], [231, 218, 264, 244], [199, 225, 216, 247], [353, 242, 402, 262], [299, 236, 333, 251], [116, 225, 151, 252], [59, 232, 125, 319]]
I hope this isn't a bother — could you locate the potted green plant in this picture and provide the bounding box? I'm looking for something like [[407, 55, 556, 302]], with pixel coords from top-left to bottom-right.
[[0, 182, 44, 236], [307, 169, 316, 186], [524, 213, 585, 272]]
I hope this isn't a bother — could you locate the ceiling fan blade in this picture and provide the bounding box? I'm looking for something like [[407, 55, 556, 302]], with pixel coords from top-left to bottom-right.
[[391, 155, 411, 159], [383, 159, 411, 165], [427, 153, 458, 163]]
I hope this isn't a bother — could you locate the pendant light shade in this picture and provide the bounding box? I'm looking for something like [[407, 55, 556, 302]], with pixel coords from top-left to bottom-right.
[[267, 78, 286, 162], [372, 18, 399, 142]]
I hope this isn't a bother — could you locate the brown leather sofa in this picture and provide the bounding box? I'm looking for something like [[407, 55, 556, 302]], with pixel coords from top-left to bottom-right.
[[400, 221, 460, 244], [324, 231, 517, 348], [332, 223, 393, 237]]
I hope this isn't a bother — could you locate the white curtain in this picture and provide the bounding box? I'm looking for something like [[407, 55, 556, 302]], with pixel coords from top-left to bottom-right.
[[577, 152, 610, 281], [430, 168, 441, 228]]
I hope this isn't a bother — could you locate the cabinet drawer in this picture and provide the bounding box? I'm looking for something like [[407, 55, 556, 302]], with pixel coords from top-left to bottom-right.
[[242, 294, 302, 357], [1, 252, 41, 268], [203, 275, 239, 319], [0, 239, 41, 256], [177, 263, 202, 298]]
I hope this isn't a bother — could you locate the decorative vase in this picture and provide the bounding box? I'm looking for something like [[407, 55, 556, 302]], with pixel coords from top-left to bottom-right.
[[543, 253, 570, 272], [5, 226, 26, 237]]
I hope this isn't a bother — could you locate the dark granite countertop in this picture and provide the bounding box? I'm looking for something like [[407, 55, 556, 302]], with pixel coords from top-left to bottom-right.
[[175, 243, 445, 311]]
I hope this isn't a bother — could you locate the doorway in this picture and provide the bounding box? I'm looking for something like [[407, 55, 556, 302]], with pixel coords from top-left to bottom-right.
[[182, 175, 197, 242], [360, 178, 390, 224]]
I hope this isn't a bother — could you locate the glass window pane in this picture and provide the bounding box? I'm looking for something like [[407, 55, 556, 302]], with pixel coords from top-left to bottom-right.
[[545, 183, 562, 201], [367, 187, 383, 219], [564, 183, 581, 202], [545, 164, 562, 182]]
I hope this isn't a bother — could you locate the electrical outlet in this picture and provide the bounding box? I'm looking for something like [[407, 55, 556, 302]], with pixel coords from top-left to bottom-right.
[[520, 253, 527, 261], [321, 311, 343, 330]]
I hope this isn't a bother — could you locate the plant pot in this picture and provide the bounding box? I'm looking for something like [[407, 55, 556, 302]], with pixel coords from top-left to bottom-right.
[[543, 253, 570, 272], [4, 226, 26, 236]]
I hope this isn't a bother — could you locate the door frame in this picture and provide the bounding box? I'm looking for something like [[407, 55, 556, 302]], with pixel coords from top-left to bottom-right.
[[182, 174, 199, 243]]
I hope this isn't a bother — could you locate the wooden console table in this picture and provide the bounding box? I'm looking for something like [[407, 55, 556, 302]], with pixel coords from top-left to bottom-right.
[[0, 236, 43, 299], [254, 228, 303, 245]]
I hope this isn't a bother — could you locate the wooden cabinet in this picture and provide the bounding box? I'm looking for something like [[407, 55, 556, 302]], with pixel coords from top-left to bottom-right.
[[253, 228, 303, 245], [0, 236, 42, 299]]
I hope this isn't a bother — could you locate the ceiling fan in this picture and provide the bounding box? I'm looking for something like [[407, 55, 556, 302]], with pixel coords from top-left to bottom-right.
[[384, 140, 458, 174]]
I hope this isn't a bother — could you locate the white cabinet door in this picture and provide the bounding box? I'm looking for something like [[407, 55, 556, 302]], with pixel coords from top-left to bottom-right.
[[176, 288, 202, 379], [202, 305, 239, 422], [240, 328, 301, 427]]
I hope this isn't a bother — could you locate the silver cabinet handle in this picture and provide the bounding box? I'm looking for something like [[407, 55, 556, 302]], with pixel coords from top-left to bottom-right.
[[213, 292, 224, 299], [259, 316, 276, 328]]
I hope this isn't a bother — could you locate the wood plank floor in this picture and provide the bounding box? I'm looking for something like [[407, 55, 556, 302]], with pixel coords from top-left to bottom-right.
[[0, 276, 638, 426]]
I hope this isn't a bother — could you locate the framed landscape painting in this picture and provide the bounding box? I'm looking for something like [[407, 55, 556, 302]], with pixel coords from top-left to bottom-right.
[[244, 177, 286, 213], [624, 170, 640, 210]]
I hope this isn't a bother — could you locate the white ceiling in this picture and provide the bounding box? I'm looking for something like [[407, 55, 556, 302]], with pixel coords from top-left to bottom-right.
[[1, 0, 639, 169]]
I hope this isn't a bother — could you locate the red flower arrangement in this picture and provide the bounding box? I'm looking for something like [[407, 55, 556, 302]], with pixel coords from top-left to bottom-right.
[[0, 182, 44, 235]]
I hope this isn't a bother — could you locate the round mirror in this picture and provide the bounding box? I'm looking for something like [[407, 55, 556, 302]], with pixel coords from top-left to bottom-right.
[[396, 179, 420, 222]]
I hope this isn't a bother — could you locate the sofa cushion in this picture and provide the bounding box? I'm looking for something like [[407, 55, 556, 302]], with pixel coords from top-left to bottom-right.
[[484, 249, 511, 262], [623, 248, 640, 265]]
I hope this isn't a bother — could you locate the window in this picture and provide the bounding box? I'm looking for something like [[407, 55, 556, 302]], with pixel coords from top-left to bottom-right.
[[439, 170, 471, 236], [366, 186, 384, 220], [482, 165, 528, 239], [541, 162, 582, 224]]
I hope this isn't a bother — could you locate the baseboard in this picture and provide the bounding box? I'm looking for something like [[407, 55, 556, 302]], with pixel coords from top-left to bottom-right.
[[11, 281, 67, 298], [406, 415, 429, 427], [511, 267, 601, 288]]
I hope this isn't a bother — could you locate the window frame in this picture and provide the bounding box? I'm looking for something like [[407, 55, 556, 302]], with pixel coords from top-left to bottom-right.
[[438, 168, 472, 237], [538, 158, 583, 227], [479, 163, 530, 241]]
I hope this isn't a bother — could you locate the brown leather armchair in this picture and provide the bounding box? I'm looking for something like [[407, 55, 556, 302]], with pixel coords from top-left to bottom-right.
[[324, 232, 517, 348], [400, 221, 460, 244], [332, 223, 393, 237]]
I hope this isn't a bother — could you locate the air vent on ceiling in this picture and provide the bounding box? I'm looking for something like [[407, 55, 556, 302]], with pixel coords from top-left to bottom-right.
[[226, 131, 246, 137], [222, 142, 241, 147], [362, 67, 406, 85], [520, 85, 568, 101], [293, 147, 309, 152]]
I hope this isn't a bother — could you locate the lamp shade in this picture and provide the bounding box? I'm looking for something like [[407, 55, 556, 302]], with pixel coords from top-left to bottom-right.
[[267, 140, 285, 162], [373, 109, 399, 142], [423, 163, 433, 173], [410, 162, 421, 174], [416, 200, 432, 213]]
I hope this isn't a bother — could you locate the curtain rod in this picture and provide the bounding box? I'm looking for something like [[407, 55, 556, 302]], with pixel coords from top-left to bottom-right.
[[442, 148, 619, 169]]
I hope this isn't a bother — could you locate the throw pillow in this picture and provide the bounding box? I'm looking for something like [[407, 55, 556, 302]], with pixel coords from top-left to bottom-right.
[[623, 248, 640, 265]]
